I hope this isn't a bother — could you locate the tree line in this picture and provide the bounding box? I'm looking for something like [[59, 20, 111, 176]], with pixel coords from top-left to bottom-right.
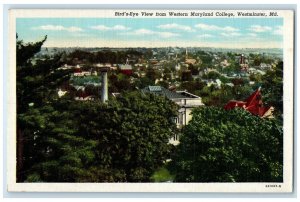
[[65, 49, 143, 65]]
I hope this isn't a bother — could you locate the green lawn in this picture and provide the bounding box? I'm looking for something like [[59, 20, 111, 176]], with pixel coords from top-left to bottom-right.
[[150, 166, 174, 182], [70, 75, 101, 86]]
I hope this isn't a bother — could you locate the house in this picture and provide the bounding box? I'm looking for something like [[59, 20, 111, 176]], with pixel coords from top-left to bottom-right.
[[260, 63, 272, 70], [149, 58, 159, 64], [75, 95, 96, 101], [185, 58, 197, 65], [238, 54, 249, 71], [224, 87, 274, 118], [74, 71, 92, 77], [203, 79, 222, 89], [248, 67, 266, 75], [73, 66, 92, 77], [119, 64, 133, 76], [220, 59, 230, 68], [58, 64, 73, 70], [175, 63, 181, 71], [142, 86, 204, 145]]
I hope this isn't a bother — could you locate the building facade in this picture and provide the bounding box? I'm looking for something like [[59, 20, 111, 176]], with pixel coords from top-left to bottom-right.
[[142, 86, 204, 145]]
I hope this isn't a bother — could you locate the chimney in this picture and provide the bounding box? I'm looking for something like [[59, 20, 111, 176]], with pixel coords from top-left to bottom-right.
[[100, 67, 109, 103]]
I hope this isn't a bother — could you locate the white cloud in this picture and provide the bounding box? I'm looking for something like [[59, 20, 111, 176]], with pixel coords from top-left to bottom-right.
[[157, 23, 193, 32], [273, 26, 283, 35], [70, 33, 92, 37], [247, 33, 258, 37], [90, 25, 130, 31], [248, 25, 272, 33], [125, 29, 180, 38], [134, 29, 154, 35], [197, 34, 214, 38], [195, 24, 218, 30], [223, 26, 239, 32], [113, 25, 130, 30], [90, 25, 110, 31], [159, 32, 180, 38], [195, 23, 239, 32], [221, 32, 241, 37], [33, 25, 83, 32]]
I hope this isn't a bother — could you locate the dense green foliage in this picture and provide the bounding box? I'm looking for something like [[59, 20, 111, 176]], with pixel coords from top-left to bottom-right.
[[17, 35, 72, 181], [19, 100, 98, 182], [73, 92, 178, 182], [150, 166, 174, 182], [24, 92, 178, 182], [109, 73, 134, 92], [169, 107, 283, 182], [66, 49, 143, 65], [17, 37, 178, 182], [17, 36, 72, 112], [202, 71, 230, 83], [196, 51, 213, 67], [261, 62, 283, 115], [16, 36, 284, 183], [199, 84, 254, 107]]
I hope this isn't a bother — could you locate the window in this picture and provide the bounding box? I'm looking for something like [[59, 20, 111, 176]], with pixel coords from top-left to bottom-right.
[[179, 113, 184, 125], [173, 133, 180, 141]]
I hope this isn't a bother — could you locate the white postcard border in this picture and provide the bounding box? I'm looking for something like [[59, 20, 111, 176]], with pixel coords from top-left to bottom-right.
[[7, 9, 294, 193]]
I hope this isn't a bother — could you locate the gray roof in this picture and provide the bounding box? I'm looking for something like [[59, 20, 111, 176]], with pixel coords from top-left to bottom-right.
[[142, 86, 195, 100], [148, 86, 162, 92], [119, 64, 132, 70]]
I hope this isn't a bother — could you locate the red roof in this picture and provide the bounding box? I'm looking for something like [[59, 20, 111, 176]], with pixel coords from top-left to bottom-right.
[[224, 100, 247, 110], [224, 87, 273, 117], [74, 68, 82, 73], [120, 69, 133, 75]]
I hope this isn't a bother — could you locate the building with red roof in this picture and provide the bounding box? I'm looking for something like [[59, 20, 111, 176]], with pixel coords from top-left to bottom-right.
[[224, 87, 274, 118], [119, 64, 133, 76]]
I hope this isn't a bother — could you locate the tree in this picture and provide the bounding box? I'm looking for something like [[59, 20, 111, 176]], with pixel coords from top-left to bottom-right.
[[17, 36, 72, 181], [188, 64, 199, 75], [108, 73, 133, 92], [20, 90, 178, 183], [203, 71, 220, 80], [203, 71, 230, 83], [253, 55, 262, 66], [261, 61, 283, 115], [197, 51, 213, 67], [76, 91, 178, 182], [146, 67, 159, 82], [181, 70, 193, 81], [135, 77, 155, 89], [169, 107, 283, 182], [21, 99, 98, 182], [17, 37, 179, 182], [223, 61, 240, 74], [179, 80, 205, 96], [200, 85, 236, 107]]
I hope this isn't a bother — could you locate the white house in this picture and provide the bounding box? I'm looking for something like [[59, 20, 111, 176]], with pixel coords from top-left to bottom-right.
[[142, 86, 204, 145]]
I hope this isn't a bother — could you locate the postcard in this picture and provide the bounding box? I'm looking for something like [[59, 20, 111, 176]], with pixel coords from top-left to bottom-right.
[[7, 8, 294, 192]]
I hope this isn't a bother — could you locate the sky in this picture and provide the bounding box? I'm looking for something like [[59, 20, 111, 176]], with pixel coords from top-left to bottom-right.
[[16, 18, 283, 49]]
